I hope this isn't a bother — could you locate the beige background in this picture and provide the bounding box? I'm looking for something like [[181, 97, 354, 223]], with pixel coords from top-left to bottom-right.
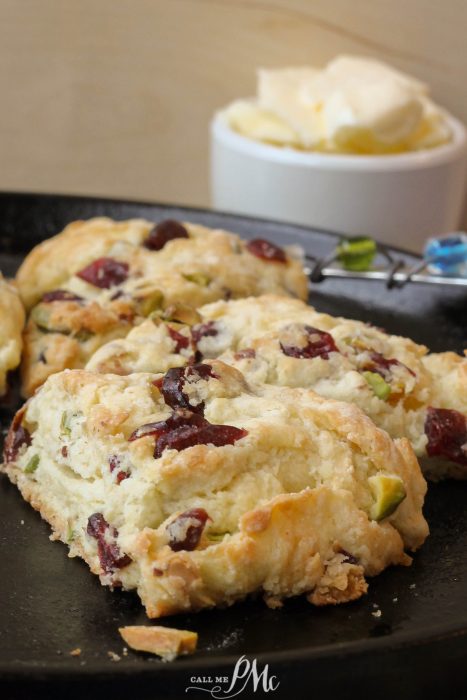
[[0, 0, 466, 221]]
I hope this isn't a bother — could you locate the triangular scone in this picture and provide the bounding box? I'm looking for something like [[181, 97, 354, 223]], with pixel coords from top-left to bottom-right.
[[87, 295, 467, 480], [2, 360, 428, 617], [0, 273, 25, 396], [16, 218, 307, 396]]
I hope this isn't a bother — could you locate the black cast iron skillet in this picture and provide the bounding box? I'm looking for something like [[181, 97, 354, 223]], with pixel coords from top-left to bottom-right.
[[0, 193, 466, 700]]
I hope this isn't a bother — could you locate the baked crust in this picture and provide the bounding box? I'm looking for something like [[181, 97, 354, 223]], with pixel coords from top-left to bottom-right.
[[422, 351, 467, 414], [16, 218, 307, 396], [0, 274, 25, 396], [119, 625, 197, 659], [87, 294, 466, 478], [1, 362, 427, 617]]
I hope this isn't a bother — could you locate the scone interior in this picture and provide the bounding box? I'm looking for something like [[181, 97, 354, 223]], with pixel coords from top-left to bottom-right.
[[0, 274, 25, 396], [16, 218, 308, 396], [87, 295, 467, 479], [2, 361, 428, 617]]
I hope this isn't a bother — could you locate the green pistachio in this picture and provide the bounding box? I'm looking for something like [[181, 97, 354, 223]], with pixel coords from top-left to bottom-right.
[[60, 411, 72, 436], [368, 474, 406, 521], [161, 303, 202, 326], [182, 272, 211, 287], [30, 306, 52, 332], [60, 411, 82, 435], [24, 454, 40, 474], [66, 523, 75, 543], [30, 306, 70, 335], [137, 290, 164, 317], [74, 329, 94, 342], [362, 371, 391, 400], [207, 532, 229, 542]]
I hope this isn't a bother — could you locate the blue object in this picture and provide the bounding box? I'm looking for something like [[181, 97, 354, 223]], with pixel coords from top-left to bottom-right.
[[424, 233, 467, 277]]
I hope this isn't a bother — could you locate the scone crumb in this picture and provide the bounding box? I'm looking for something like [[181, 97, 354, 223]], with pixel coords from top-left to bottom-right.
[[119, 625, 198, 660], [264, 595, 283, 610], [107, 651, 121, 662], [69, 648, 81, 657], [308, 564, 368, 605]]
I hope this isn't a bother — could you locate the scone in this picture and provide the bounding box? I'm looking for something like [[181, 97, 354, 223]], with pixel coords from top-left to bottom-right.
[[2, 360, 427, 617], [0, 274, 25, 396], [420, 351, 467, 480], [16, 218, 307, 396], [87, 295, 466, 479]]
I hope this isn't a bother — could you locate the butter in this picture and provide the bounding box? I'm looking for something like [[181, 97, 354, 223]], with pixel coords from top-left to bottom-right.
[[222, 56, 451, 154], [223, 99, 299, 147]]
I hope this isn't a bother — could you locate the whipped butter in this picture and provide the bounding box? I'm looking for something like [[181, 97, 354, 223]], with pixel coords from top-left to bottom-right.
[[222, 56, 452, 154]]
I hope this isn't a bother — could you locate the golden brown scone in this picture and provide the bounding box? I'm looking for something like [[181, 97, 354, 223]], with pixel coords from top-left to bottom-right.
[[87, 294, 467, 479], [2, 361, 427, 617], [419, 351, 467, 480], [0, 274, 25, 396], [422, 351, 467, 413], [16, 218, 307, 396], [119, 626, 197, 660]]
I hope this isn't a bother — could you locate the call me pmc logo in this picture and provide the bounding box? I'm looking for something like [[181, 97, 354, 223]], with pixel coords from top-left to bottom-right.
[[186, 655, 280, 698]]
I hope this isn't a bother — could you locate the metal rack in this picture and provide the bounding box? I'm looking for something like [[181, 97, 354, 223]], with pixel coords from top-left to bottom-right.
[[305, 240, 467, 289]]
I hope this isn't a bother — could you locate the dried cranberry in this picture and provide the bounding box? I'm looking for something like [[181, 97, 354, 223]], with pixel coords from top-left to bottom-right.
[[155, 414, 247, 458], [143, 220, 189, 251], [191, 321, 218, 345], [425, 407, 467, 466], [189, 350, 203, 365], [166, 508, 211, 552], [61, 446, 68, 458], [340, 549, 359, 565], [76, 257, 129, 289], [86, 513, 131, 574], [234, 348, 256, 360], [129, 409, 247, 458], [188, 363, 216, 382], [160, 366, 195, 413], [128, 417, 181, 442], [188, 363, 217, 383], [280, 325, 338, 360], [41, 290, 84, 303], [160, 364, 216, 414], [4, 409, 32, 463], [87, 512, 107, 538], [115, 471, 129, 484], [129, 410, 205, 444], [246, 238, 287, 263], [362, 351, 415, 380], [109, 455, 130, 484], [167, 326, 190, 353], [118, 311, 135, 323]]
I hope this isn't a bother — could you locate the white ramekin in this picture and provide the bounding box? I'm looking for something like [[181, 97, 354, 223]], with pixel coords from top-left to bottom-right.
[[210, 111, 467, 251]]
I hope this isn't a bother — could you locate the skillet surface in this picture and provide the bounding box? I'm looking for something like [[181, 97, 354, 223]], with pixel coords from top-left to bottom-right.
[[0, 193, 466, 700]]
